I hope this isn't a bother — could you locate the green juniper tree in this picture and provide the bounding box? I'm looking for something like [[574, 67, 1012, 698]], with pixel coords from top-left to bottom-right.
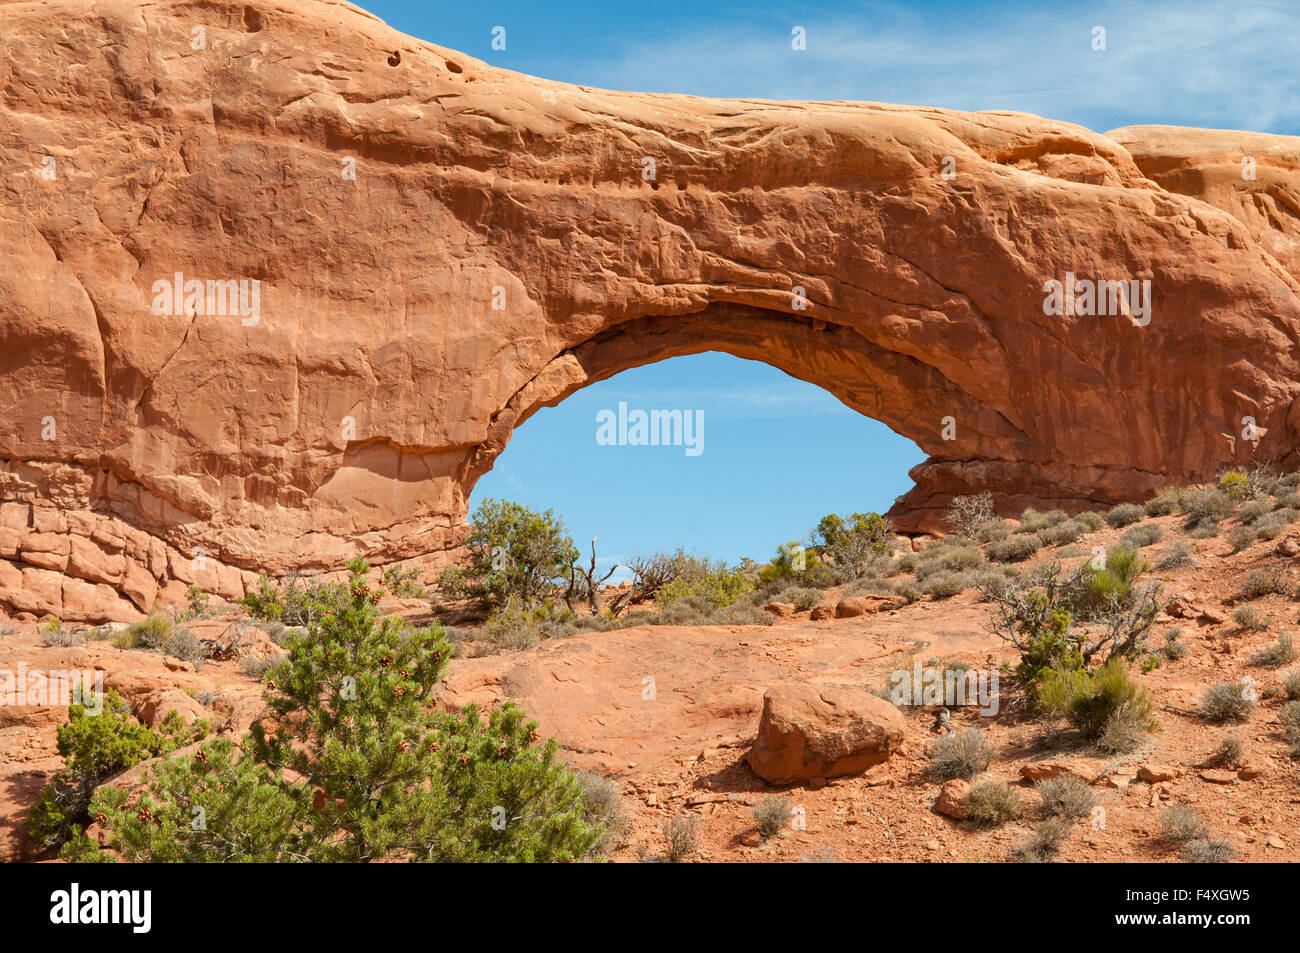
[[436, 498, 577, 611], [66, 556, 602, 862]]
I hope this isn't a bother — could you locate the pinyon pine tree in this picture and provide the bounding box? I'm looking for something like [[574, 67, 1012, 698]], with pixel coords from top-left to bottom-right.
[[66, 556, 601, 862]]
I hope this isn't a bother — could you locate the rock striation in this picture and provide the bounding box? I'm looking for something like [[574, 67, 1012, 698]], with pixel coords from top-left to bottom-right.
[[3, 0, 1300, 619]]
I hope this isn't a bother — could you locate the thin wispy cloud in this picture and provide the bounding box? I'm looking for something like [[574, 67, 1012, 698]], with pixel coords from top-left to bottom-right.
[[563, 0, 1300, 135]]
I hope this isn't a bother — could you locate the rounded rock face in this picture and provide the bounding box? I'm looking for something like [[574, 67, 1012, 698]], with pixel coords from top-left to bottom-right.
[[3, 0, 1300, 621], [744, 684, 906, 784]]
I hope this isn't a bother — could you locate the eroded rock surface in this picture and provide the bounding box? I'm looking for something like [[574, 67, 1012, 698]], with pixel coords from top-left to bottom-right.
[[3, 0, 1300, 619]]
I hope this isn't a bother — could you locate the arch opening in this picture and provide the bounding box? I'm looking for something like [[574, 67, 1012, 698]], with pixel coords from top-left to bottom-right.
[[470, 352, 926, 571]]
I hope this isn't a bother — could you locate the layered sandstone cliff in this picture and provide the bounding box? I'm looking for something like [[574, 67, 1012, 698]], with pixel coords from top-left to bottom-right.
[[2, 0, 1300, 620]]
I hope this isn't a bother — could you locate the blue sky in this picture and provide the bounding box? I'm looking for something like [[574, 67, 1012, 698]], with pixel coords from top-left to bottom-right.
[[363, 0, 1300, 572]]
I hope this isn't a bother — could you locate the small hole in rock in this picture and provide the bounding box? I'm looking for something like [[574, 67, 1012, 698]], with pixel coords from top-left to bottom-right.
[[445, 60, 463, 74], [387, 51, 401, 67], [243, 7, 263, 31]]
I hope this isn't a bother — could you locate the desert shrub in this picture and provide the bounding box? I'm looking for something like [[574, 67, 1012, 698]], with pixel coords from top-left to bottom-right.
[[1188, 522, 1222, 539], [182, 585, 210, 620], [382, 563, 426, 598], [753, 796, 792, 839], [28, 690, 206, 854], [1251, 631, 1296, 667], [1161, 628, 1189, 661], [240, 570, 350, 627], [756, 541, 836, 589], [915, 545, 984, 581], [1201, 681, 1255, 722], [1243, 567, 1286, 599], [1037, 658, 1155, 748], [160, 625, 201, 664], [927, 728, 992, 780], [122, 612, 200, 661], [1160, 805, 1208, 845], [895, 583, 923, 603], [972, 568, 1016, 601], [129, 612, 176, 650], [1075, 510, 1106, 531], [924, 571, 974, 600], [1096, 704, 1152, 754], [1278, 701, 1300, 745], [1227, 524, 1259, 552], [1277, 491, 1300, 510], [976, 519, 1012, 542], [435, 498, 577, 611], [987, 535, 1041, 563], [1202, 735, 1244, 767], [776, 586, 822, 611], [963, 781, 1023, 827], [1233, 606, 1270, 632], [946, 492, 996, 538], [1236, 499, 1272, 524], [1181, 488, 1234, 531], [983, 562, 1159, 685], [1039, 519, 1087, 547], [1015, 509, 1070, 535], [67, 557, 601, 863], [1254, 511, 1293, 541], [483, 599, 576, 650], [1182, 838, 1237, 863], [1035, 775, 1097, 819], [1218, 469, 1250, 501], [846, 575, 897, 597], [1282, 669, 1300, 700], [1105, 503, 1145, 528], [1144, 487, 1183, 516], [38, 618, 85, 648], [814, 511, 896, 580], [240, 655, 278, 680], [1010, 818, 1070, 863], [660, 815, 698, 863], [1120, 524, 1163, 548], [575, 771, 625, 859], [1155, 542, 1194, 571], [659, 558, 752, 609], [709, 600, 777, 626], [1067, 546, 1150, 623]]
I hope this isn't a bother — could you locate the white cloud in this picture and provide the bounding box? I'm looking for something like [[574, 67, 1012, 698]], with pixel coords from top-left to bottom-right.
[[562, 0, 1300, 135]]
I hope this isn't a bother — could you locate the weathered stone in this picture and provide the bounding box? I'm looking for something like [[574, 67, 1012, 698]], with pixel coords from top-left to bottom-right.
[[745, 684, 905, 783], [935, 779, 971, 819], [2, 0, 1300, 620], [835, 595, 905, 618]]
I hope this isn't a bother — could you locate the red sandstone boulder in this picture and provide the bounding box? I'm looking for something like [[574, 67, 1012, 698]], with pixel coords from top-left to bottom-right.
[[745, 684, 906, 784], [835, 595, 905, 618], [935, 779, 971, 819]]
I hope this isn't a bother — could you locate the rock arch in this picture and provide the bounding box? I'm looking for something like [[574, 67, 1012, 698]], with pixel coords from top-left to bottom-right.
[[2, 0, 1300, 620]]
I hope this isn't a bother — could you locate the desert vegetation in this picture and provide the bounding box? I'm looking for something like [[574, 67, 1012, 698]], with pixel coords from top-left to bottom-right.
[[12, 466, 1300, 865]]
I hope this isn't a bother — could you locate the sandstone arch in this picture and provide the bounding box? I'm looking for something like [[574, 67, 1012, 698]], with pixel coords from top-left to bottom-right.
[[2, 0, 1300, 620]]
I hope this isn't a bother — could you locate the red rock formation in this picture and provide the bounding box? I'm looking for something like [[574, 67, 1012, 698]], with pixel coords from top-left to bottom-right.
[[2, 0, 1300, 620]]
